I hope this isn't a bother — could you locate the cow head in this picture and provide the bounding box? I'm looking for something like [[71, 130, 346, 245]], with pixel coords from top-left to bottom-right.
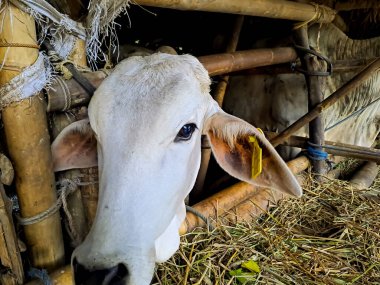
[[51, 54, 302, 285]]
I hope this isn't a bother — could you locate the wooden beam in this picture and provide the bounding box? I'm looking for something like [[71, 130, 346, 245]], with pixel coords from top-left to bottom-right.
[[134, 0, 336, 23]]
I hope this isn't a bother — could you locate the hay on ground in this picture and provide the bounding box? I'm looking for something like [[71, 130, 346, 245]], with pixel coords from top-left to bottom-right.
[[153, 173, 380, 285]]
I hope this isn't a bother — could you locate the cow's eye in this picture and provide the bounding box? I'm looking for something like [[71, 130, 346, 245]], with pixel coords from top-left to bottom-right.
[[175, 123, 197, 142]]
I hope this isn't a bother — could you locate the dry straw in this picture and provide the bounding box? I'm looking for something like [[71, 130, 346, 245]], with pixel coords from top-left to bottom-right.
[[154, 170, 380, 284]]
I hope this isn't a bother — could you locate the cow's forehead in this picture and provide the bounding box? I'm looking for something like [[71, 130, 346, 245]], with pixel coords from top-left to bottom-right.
[[89, 54, 211, 132]]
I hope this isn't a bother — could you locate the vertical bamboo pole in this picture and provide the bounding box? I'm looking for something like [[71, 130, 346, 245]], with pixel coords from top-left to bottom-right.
[[192, 15, 244, 200], [51, 111, 88, 245], [70, 38, 99, 229], [293, 26, 326, 175], [62, 37, 89, 243], [0, 4, 64, 269]]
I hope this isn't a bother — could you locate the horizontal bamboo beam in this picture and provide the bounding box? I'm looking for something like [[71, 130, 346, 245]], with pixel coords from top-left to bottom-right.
[[272, 132, 380, 163], [46, 70, 108, 112], [134, 0, 336, 23], [270, 58, 380, 147], [47, 48, 298, 111], [199, 47, 297, 76], [180, 156, 310, 234], [233, 58, 377, 76]]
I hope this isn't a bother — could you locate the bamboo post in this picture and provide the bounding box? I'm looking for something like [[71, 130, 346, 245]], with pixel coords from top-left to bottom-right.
[[180, 156, 310, 234], [0, 183, 24, 285], [51, 112, 88, 245], [57, 37, 90, 244], [134, 0, 336, 23], [293, 26, 327, 175], [270, 58, 380, 147], [0, 3, 64, 270], [192, 15, 244, 200], [51, 32, 97, 237]]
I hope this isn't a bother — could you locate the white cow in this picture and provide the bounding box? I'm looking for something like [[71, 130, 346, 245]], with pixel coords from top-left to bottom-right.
[[51, 54, 301, 285], [225, 23, 380, 159]]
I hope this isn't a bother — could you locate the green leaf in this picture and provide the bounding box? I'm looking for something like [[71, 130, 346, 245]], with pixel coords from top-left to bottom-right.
[[241, 260, 261, 273], [229, 268, 257, 284]]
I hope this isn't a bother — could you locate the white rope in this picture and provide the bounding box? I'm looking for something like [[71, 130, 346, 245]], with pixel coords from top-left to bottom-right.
[[0, 52, 51, 109]]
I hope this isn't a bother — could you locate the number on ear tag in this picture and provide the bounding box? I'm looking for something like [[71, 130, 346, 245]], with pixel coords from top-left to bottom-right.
[[248, 129, 263, 179]]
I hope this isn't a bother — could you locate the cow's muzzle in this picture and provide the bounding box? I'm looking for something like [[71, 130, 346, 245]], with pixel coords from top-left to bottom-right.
[[73, 258, 128, 285]]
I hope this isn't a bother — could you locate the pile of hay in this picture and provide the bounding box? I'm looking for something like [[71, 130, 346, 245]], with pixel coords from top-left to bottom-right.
[[154, 174, 380, 284]]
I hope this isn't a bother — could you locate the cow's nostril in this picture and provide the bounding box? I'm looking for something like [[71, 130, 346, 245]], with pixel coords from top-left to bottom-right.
[[73, 258, 128, 285]]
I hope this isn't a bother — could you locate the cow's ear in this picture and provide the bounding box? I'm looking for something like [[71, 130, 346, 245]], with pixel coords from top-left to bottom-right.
[[204, 112, 302, 197], [51, 119, 98, 172]]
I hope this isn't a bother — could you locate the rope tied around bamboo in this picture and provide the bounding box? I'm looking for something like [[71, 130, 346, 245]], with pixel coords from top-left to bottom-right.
[[293, 3, 336, 30], [17, 178, 98, 246]]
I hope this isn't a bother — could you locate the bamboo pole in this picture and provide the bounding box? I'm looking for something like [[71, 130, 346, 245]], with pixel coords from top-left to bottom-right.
[[47, 70, 108, 112], [134, 0, 336, 23], [199, 48, 298, 76], [0, 4, 64, 270], [180, 156, 310, 234], [57, 37, 92, 245], [192, 15, 244, 200], [270, 58, 380, 147], [233, 58, 375, 76], [293, 27, 326, 175], [51, 112, 88, 245], [267, 132, 380, 163], [46, 48, 298, 111]]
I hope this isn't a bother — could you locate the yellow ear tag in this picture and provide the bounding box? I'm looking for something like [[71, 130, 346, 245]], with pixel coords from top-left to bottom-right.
[[248, 128, 263, 179]]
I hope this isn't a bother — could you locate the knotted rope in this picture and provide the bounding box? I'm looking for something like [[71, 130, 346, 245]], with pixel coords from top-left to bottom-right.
[[293, 3, 336, 30], [17, 178, 97, 246], [306, 143, 328, 161]]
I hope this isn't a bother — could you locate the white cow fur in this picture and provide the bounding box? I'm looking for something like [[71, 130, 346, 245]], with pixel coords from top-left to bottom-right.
[[225, 23, 380, 159], [52, 54, 302, 285]]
